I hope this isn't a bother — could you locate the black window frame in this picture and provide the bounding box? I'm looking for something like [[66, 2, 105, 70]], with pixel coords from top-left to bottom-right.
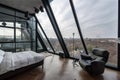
[[0, 5, 46, 52], [41, 0, 119, 70]]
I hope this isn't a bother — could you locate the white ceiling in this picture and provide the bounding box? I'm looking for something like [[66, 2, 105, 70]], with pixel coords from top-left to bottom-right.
[[0, 0, 44, 14]]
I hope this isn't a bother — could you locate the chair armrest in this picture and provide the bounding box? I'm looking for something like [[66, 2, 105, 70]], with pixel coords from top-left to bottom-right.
[[81, 54, 92, 60], [91, 57, 104, 63], [92, 48, 109, 57]]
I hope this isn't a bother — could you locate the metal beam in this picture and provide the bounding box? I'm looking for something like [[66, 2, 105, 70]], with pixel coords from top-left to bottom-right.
[[14, 11, 16, 52], [35, 19, 37, 52], [35, 17, 48, 52], [36, 31, 47, 51], [42, 0, 70, 57], [118, 0, 120, 70], [69, 0, 88, 55]]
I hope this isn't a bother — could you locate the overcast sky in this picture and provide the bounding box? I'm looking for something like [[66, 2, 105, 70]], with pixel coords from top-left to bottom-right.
[[37, 0, 118, 38]]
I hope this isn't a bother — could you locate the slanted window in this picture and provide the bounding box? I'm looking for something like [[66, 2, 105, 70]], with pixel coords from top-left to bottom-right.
[[36, 9, 63, 53], [73, 0, 118, 67]]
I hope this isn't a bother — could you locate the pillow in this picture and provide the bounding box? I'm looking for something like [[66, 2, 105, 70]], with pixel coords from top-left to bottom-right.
[[0, 56, 3, 64], [0, 50, 5, 56]]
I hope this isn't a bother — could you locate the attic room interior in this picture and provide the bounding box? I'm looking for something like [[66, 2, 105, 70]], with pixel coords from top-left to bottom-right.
[[0, 0, 119, 80]]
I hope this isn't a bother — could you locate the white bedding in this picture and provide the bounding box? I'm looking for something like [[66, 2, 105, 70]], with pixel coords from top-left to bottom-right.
[[0, 52, 13, 75], [0, 51, 44, 75]]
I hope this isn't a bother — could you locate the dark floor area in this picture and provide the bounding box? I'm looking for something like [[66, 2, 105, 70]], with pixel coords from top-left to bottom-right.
[[9, 55, 120, 80]]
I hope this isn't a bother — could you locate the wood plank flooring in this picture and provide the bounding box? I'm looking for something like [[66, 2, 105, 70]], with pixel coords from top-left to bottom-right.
[[9, 55, 120, 80]]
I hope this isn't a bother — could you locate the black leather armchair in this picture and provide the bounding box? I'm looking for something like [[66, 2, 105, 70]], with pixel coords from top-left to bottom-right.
[[79, 48, 109, 76], [92, 48, 109, 63]]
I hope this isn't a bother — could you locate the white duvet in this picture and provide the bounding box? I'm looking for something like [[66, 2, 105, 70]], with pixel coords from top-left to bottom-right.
[[0, 51, 44, 75]]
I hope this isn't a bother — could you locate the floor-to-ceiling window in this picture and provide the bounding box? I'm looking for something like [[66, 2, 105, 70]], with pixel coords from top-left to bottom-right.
[[73, 0, 118, 67], [0, 5, 44, 52], [36, 10, 63, 53], [37, 23, 52, 52], [48, 0, 118, 68], [0, 10, 16, 52], [50, 0, 84, 58]]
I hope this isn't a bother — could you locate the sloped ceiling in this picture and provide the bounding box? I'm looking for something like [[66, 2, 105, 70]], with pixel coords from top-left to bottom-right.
[[0, 0, 44, 14]]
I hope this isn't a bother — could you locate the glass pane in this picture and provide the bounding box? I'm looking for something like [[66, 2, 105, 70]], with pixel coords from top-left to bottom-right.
[[0, 27, 14, 42], [16, 11, 26, 19], [0, 22, 14, 27], [50, 0, 84, 58], [0, 6, 39, 52], [31, 42, 36, 51], [36, 10, 63, 53], [0, 13, 15, 29], [15, 17, 37, 51], [16, 43, 31, 52], [37, 39, 43, 50], [73, 0, 118, 66], [0, 43, 15, 52], [27, 17, 36, 41], [16, 18, 31, 41], [37, 24, 52, 51], [0, 13, 15, 23], [0, 6, 15, 15]]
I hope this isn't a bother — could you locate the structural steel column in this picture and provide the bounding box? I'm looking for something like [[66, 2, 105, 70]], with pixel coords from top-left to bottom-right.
[[42, 0, 70, 57], [118, 0, 120, 70], [69, 0, 88, 54], [35, 15, 55, 53]]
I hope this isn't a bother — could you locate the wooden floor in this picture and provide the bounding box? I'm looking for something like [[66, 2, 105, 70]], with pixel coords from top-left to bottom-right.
[[9, 55, 120, 80]]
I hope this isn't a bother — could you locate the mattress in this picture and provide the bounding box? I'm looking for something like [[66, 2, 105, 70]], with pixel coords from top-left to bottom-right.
[[0, 51, 44, 75]]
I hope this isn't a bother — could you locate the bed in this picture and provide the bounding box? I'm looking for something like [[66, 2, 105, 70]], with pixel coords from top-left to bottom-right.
[[0, 50, 44, 80]]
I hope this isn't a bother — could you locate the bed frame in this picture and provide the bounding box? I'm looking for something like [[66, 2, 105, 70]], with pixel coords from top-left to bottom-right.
[[0, 60, 44, 80]]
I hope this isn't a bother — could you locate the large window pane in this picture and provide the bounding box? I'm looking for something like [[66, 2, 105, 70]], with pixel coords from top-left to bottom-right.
[[16, 18, 31, 41], [36, 10, 63, 53], [0, 13, 15, 42], [37, 24, 52, 51], [16, 17, 37, 51], [16, 11, 26, 19], [27, 17, 36, 41], [16, 17, 36, 42], [0, 13, 15, 23], [37, 39, 43, 50], [73, 0, 118, 66], [0, 6, 15, 15], [0, 22, 14, 27], [0, 6, 44, 52], [0, 43, 15, 52], [16, 43, 31, 52], [50, 0, 84, 58], [0, 27, 14, 42]]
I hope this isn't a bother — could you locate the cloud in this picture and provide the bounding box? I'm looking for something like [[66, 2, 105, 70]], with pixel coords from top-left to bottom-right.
[[37, 0, 118, 38]]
